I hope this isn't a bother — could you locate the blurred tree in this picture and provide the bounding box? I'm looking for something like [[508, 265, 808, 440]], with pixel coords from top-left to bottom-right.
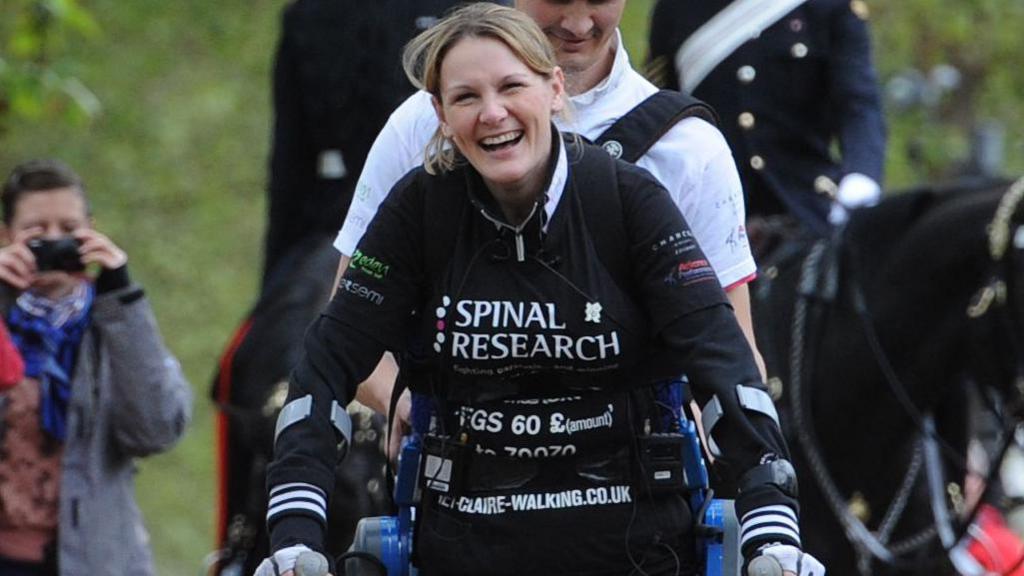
[[0, 0, 101, 132], [872, 0, 1024, 187]]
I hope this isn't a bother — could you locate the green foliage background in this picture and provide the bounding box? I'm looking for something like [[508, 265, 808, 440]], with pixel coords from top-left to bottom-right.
[[0, 1, 1022, 574]]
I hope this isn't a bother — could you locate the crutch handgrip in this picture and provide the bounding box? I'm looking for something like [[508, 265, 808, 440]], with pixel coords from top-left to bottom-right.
[[294, 550, 331, 576], [747, 555, 784, 576]]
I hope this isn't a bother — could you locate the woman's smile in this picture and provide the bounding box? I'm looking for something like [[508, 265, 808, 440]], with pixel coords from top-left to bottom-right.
[[480, 130, 525, 152]]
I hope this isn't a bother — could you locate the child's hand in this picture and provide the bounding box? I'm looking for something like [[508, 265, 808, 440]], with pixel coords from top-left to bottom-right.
[[0, 227, 44, 291], [74, 228, 127, 271]]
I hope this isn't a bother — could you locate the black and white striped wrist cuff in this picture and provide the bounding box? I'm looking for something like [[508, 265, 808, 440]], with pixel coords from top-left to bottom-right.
[[267, 482, 328, 525], [739, 504, 801, 551]]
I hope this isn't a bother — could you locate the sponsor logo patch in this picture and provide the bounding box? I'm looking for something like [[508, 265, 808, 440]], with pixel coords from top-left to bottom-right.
[[664, 258, 717, 286], [338, 278, 384, 305], [650, 229, 698, 255], [350, 249, 391, 279]]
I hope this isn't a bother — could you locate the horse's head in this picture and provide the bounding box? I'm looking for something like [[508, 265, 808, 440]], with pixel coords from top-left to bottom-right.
[[960, 176, 1024, 416], [766, 177, 1024, 576], [838, 177, 1024, 411]]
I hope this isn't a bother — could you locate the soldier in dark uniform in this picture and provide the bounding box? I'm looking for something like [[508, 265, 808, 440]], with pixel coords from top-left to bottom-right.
[[213, 2, 472, 574], [264, 0, 466, 287], [646, 0, 887, 238]]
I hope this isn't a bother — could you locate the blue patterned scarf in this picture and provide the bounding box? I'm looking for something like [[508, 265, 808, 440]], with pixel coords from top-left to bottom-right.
[[6, 282, 94, 442]]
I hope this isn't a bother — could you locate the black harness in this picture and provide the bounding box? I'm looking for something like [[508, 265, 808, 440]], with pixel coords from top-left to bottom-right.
[[394, 89, 720, 416], [387, 94, 724, 576], [386, 89, 724, 507]]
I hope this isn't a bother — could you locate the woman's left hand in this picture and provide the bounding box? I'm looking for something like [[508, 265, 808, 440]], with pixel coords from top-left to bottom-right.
[[74, 228, 127, 270]]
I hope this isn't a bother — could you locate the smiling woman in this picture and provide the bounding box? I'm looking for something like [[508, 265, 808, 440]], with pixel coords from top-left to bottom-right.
[[255, 4, 822, 576]]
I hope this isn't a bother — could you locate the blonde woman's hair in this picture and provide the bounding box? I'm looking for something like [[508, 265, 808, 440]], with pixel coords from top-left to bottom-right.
[[402, 3, 560, 174]]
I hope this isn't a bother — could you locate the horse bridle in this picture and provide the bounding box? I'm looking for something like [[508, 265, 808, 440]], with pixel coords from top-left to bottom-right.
[[786, 176, 1024, 574]]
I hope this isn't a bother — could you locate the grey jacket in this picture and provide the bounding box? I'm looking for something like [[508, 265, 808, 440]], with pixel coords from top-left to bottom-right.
[[5, 282, 192, 575]]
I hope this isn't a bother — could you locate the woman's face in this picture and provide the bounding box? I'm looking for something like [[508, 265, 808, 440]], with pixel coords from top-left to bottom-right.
[[434, 35, 565, 207], [8, 187, 89, 296]]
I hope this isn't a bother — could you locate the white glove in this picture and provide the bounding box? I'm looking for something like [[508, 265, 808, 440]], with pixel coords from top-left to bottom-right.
[[829, 173, 881, 225], [753, 543, 826, 576], [253, 544, 331, 576]]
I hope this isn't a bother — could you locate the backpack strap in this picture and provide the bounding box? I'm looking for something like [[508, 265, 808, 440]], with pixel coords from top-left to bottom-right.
[[566, 139, 632, 290], [420, 171, 464, 282], [402, 170, 465, 435], [593, 90, 719, 163]]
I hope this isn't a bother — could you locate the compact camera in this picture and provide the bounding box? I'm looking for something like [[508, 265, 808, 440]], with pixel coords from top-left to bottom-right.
[[27, 237, 85, 272]]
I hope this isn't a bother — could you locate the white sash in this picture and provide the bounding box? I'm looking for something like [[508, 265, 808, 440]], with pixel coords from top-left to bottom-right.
[[675, 0, 809, 93]]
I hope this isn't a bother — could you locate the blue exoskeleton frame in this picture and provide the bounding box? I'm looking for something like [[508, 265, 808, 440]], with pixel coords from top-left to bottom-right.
[[347, 380, 742, 576], [347, 435, 421, 576]]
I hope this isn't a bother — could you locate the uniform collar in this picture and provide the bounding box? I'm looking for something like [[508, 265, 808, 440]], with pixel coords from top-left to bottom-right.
[[543, 134, 568, 229], [569, 29, 629, 107]]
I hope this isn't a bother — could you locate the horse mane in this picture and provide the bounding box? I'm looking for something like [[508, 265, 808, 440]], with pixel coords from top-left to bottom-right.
[[820, 180, 1014, 410]]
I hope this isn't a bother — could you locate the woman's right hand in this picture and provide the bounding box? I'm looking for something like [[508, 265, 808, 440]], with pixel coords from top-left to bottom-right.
[[0, 227, 41, 291], [747, 545, 825, 576]]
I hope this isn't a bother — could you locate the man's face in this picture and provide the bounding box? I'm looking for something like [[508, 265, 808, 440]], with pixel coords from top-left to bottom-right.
[[515, 0, 625, 85]]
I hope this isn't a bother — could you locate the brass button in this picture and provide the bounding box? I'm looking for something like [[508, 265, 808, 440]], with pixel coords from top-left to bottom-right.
[[750, 155, 765, 171], [737, 65, 756, 84], [791, 42, 809, 59], [738, 112, 756, 130]]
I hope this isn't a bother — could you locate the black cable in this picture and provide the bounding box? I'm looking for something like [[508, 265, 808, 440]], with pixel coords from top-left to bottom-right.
[[623, 391, 654, 576], [334, 550, 387, 576], [692, 489, 717, 538], [659, 541, 682, 576]]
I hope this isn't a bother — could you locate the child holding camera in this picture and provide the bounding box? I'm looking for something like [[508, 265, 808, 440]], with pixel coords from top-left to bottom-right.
[[0, 159, 192, 576]]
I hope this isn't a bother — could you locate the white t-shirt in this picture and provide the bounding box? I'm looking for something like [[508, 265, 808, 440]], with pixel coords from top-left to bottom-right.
[[336, 31, 755, 289]]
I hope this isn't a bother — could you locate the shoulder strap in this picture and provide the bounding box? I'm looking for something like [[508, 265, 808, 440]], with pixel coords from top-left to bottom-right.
[[567, 141, 631, 284], [391, 172, 465, 477], [420, 171, 464, 279], [593, 90, 719, 164]]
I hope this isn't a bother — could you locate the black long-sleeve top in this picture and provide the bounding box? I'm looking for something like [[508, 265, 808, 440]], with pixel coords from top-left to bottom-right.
[[267, 139, 800, 574]]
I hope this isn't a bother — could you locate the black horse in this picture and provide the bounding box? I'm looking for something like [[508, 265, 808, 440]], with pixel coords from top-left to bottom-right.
[[751, 176, 1024, 575], [209, 234, 393, 576]]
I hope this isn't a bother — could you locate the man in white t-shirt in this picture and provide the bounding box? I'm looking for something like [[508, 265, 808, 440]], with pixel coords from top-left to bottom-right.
[[335, 0, 764, 436]]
